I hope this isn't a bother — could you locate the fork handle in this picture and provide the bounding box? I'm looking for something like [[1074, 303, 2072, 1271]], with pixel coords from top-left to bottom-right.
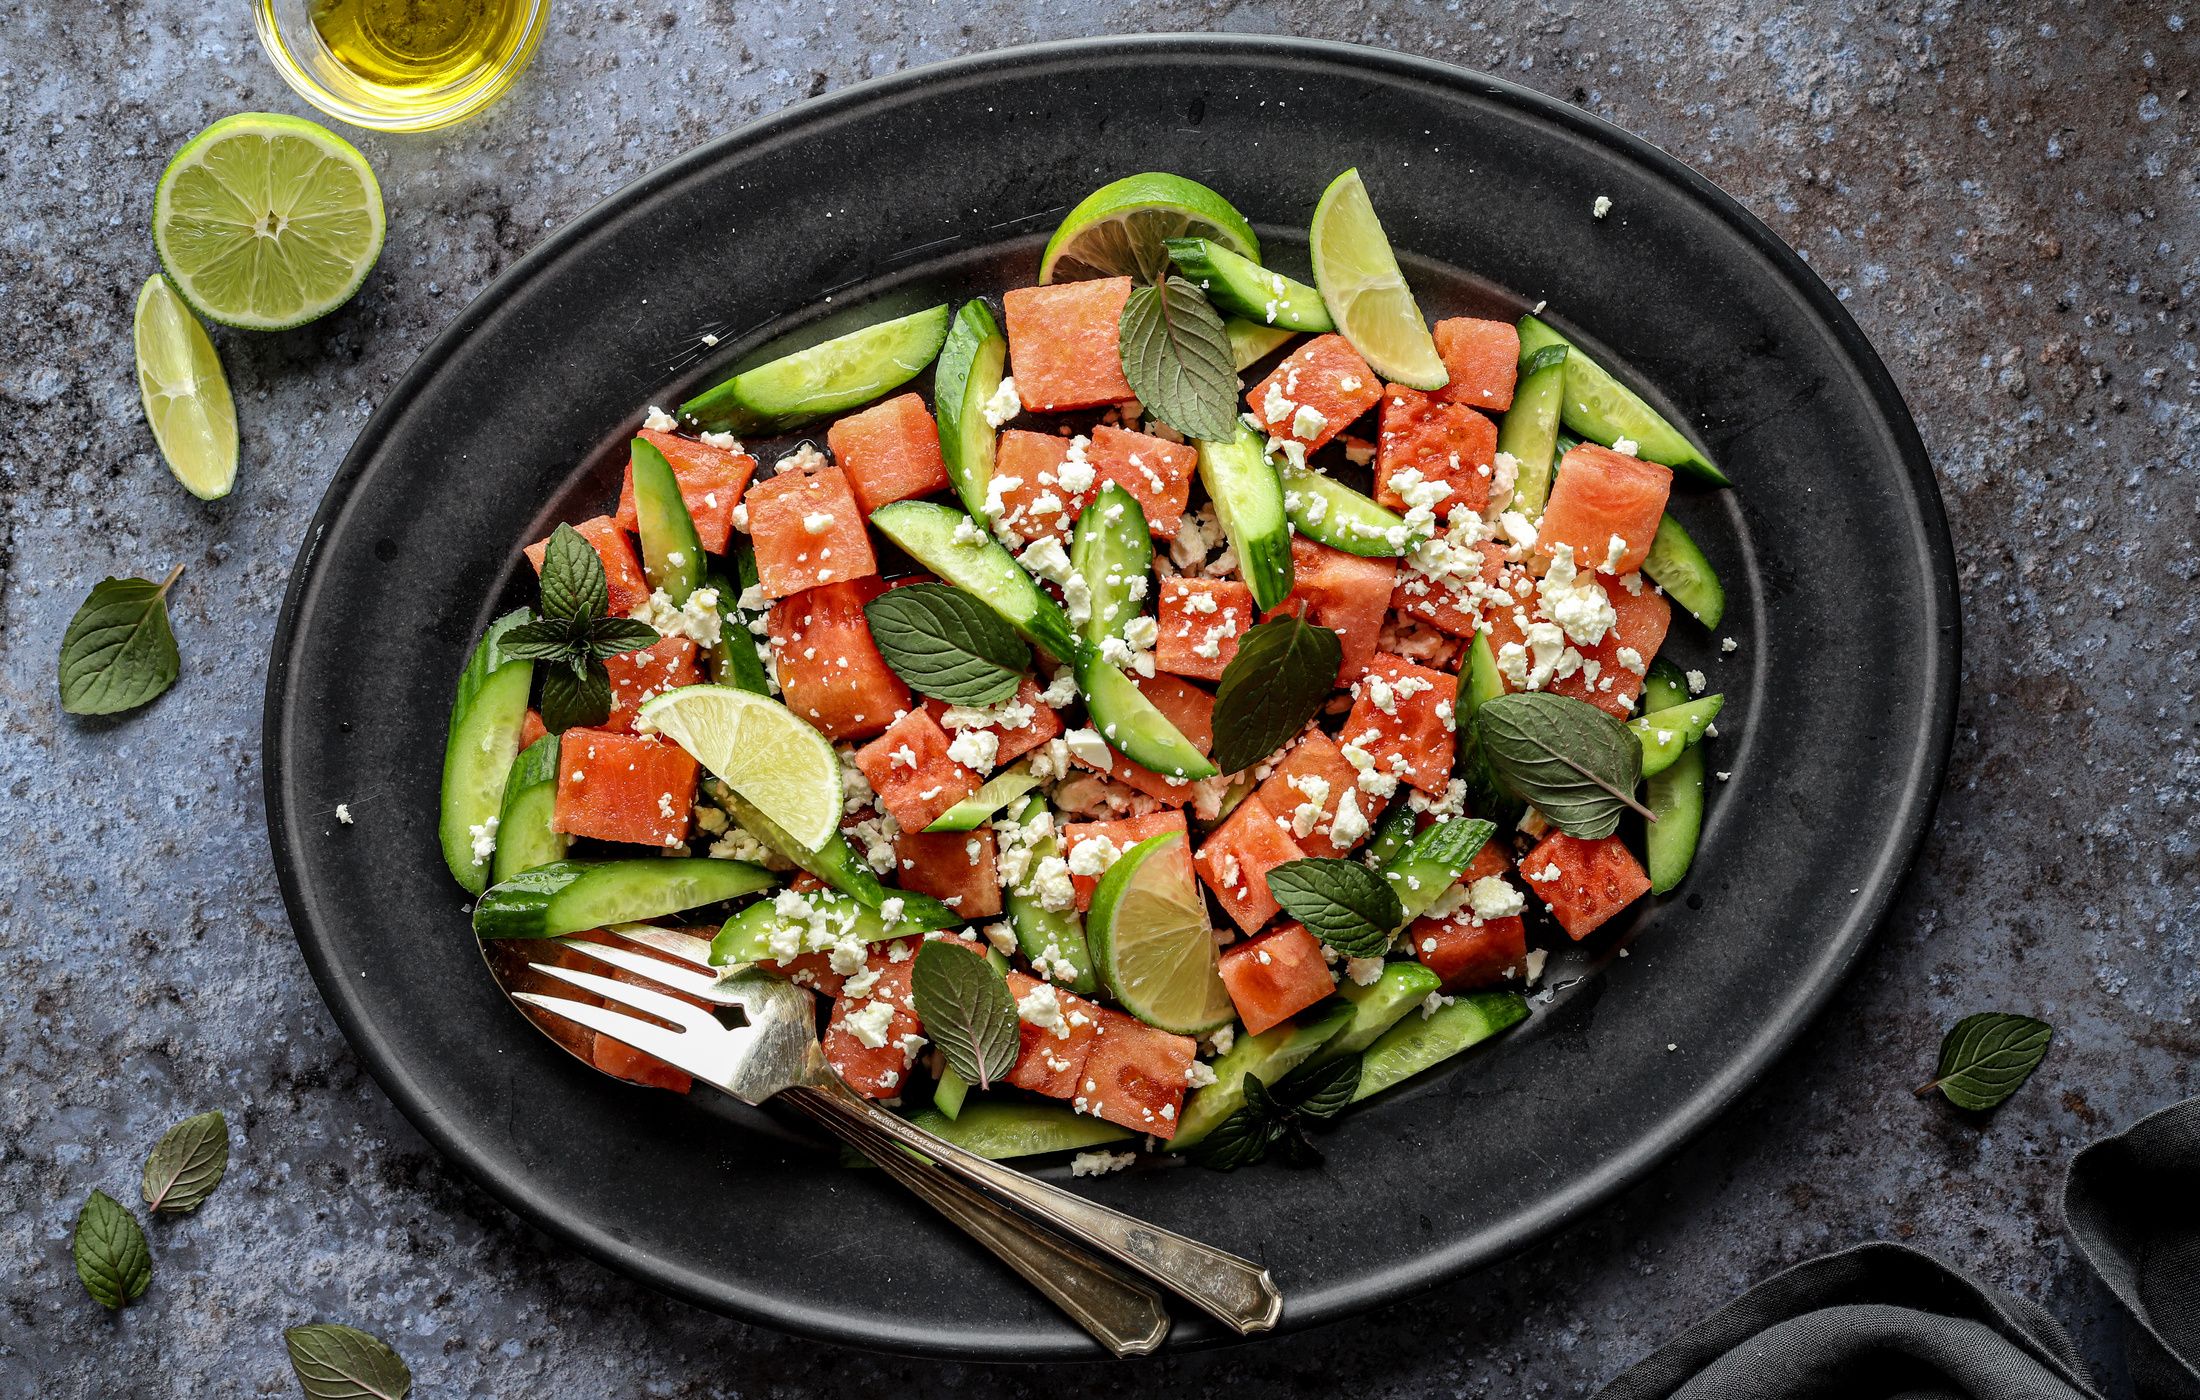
[[800, 1082, 1284, 1335], [784, 1090, 1170, 1355]]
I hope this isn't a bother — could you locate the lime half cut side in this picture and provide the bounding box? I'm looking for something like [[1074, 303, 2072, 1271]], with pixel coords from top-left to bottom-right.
[[153, 112, 386, 331], [134, 275, 238, 500], [1040, 172, 1259, 284], [638, 684, 841, 851], [1086, 831, 1235, 1035], [1309, 168, 1448, 390]]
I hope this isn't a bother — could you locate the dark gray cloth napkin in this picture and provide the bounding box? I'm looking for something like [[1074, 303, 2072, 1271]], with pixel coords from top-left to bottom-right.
[[1598, 1097, 2200, 1400]]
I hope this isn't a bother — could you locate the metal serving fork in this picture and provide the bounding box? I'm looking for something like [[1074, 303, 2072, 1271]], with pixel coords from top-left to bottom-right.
[[503, 929, 1284, 1340]]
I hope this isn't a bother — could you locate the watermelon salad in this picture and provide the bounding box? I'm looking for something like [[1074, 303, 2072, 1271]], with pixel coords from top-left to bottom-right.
[[442, 171, 1734, 1172]]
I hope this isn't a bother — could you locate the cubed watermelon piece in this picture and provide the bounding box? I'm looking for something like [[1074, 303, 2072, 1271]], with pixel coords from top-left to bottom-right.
[[525, 516, 651, 616], [1245, 334, 1383, 453], [1195, 792, 1307, 934], [1253, 728, 1372, 859], [826, 393, 952, 516], [1155, 577, 1256, 682], [1392, 540, 1513, 640], [1551, 575, 1673, 718], [1217, 923, 1336, 1036], [519, 709, 549, 751], [924, 678, 1064, 769], [1411, 909, 1528, 990], [1374, 384, 1498, 522], [824, 991, 926, 1099], [1339, 653, 1459, 797], [552, 728, 700, 847], [1068, 673, 1215, 805], [990, 430, 1084, 546], [768, 578, 910, 741], [894, 825, 1004, 919], [1430, 317, 1521, 412], [746, 464, 878, 598], [1003, 277, 1136, 411], [853, 708, 984, 833], [614, 428, 756, 554], [1074, 1007, 1196, 1139], [604, 635, 702, 732], [1058, 811, 1188, 912], [1538, 443, 1674, 575], [1264, 535, 1398, 680], [1005, 971, 1106, 1098], [1521, 832, 1651, 939], [1088, 424, 1197, 538], [1463, 837, 1514, 884]]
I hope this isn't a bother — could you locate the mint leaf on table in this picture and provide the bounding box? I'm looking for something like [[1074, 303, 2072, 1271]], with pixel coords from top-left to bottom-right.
[[72, 1189, 152, 1309], [1917, 1013, 2053, 1111], [910, 939, 1020, 1091], [283, 1323, 413, 1400], [142, 1110, 229, 1214], [1118, 275, 1240, 442], [1209, 614, 1342, 773], [1474, 692, 1653, 838], [1268, 858, 1403, 959], [58, 565, 184, 716], [500, 523, 660, 732], [863, 583, 1029, 707], [1192, 1056, 1364, 1171]]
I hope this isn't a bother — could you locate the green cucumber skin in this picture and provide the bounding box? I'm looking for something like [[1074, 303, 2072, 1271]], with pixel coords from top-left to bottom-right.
[[926, 764, 1042, 833], [935, 300, 1007, 520], [1070, 484, 1154, 647], [1647, 743, 1705, 893], [711, 886, 955, 966], [1075, 645, 1219, 781], [679, 304, 951, 435], [1171, 1004, 1355, 1151], [1498, 335, 1567, 516], [932, 1069, 971, 1121], [1455, 631, 1524, 830], [1632, 694, 1724, 778], [868, 501, 1079, 663], [1310, 961, 1445, 1063], [1277, 460, 1411, 558], [491, 735, 567, 885], [902, 1101, 1132, 1160], [1002, 795, 1097, 994], [1225, 318, 1296, 371], [1381, 818, 1497, 924], [630, 437, 705, 604], [473, 858, 775, 940], [704, 564, 772, 695], [1642, 513, 1727, 629], [1352, 991, 1529, 1102], [440, 609, 536, 895], [1642, 658, 1690, 715], [1165, 237, 1335, 333], [718, 787, 961, 926], [1196, 425, 1294, 612], [1364, 799, 1418, 869], [1516, 314, 1728, 487]]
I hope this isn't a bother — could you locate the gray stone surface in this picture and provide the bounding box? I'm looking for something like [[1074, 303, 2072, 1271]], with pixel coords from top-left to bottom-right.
[[1, 1, 2193, 1394]]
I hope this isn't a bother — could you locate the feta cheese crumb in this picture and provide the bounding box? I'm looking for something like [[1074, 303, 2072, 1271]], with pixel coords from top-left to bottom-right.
[[1685, 669, 1708, 695], [1017, 982, 1071, 1039], [844, 999, 897, 1049], [1592, 194, 1613, 219], [643, 405, 679, 431], [467, 816, 499, 867], [1344, 956, 1385, 986], [334, 803, 354, 826], [946, 728, 999, 773], [1069, 1149, 1138, 1177], [1063, 727, 1113, 769], [981, 375, 1023, 429], [802, 511, 835, 535], [1466, 875, 1526, 920], [1721, 636, 1739, 654]]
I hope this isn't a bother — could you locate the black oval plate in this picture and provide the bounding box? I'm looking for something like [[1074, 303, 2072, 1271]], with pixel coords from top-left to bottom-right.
[[264, 36, 1956, 1359]]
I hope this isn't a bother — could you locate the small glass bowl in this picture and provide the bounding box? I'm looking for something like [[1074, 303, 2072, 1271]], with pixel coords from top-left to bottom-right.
[[252, 0, 552, 133]]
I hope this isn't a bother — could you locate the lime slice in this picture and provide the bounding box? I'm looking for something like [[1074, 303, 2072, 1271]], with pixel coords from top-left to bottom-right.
[[1040, 173, 1259, 284], [638, 684, 840, 850], [153, 113, 386, 331], [1309, 168, 1447, 390], [133, 275, 238, 500], [1086, 831, 1234, 1035]]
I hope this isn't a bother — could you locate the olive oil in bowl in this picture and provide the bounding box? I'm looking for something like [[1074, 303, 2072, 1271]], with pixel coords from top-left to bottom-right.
[[253, 0, 550, 132]]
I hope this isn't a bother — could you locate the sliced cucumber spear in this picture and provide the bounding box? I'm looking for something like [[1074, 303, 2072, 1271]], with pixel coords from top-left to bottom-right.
[[1498, 339, 1568, 516], [1380, 817, 1497, 924], [711, 885, 957, 966], [704, 561, 772, 695], [680, 304, 950, 436], [1171, 1003, 1354, 1151], [1364, 798, 1419, 869], [1307, 961, 1446, 1065], [1070, 483, 1153, 646], [1277, 459, 1412, 558], [1640, 661, 1706, 893], [926, 763, 1043, 833], [1001, 794, 1097, 994], [473, 858, 775, 940], [934, 299, 1008, 520], [717, 785, 958, 927], [1517, 314, 1727, 486], [868, 500, 1079, 663], [1224, 317, 1296, 371], [1632, 694, 1723, 778], [1075, 646, 1218, 781], [440, 608, 535, 895], [491, 734, 567, 885], [630, 437, 705, 603], [1641, 512, 1726, 629], [899, 1100, 1133, 1160], [1454, 631, 1523, 830], [1352, 990, 1529, 1101], [1195, 422, 1294, 611], [1164, 237, 1335, 333]]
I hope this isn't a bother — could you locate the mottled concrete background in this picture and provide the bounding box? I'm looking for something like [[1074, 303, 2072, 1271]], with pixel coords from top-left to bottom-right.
[[1, 1, 2192, 1395]]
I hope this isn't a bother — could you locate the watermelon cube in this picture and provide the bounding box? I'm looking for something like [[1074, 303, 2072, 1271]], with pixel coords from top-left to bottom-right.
[[1075, 1007, 1196, 1139], [1003, 277, 1136, 411], [1339, 653, 1459, 797], [824, 993, 926, 1099], [989, 430, 1084, 546], [1058, 811, 1188, 912], [525, 515, 651, 616], [1264, 535, 1398, 680], [604, 635, 702, 732], [1392, 540, 1512, 640], [1004, 971, 1104, 1098], [1088, 424, 1198, 538], [745, 464, 878, 598], [768, 578, 910, 741], [1155, 577, 1255, 682], [1521, 832, 1651, 939], [614, 428, 756, 554], [893, 825, 1004, 920], [1411, 910, 1528, 990], [826, 393, 952, 515], [519, 709, 549, 751], [1245, 334, 1383, 454], [924, 678, 1065, 769], [1550, 575, 1673, 718], [1430, 317, 1521, 412], [1217, 923, 1336, 1036], [552, 728, 699, 847], [1195, 792, 1307, 934], [1374, 384, 1498, 522], [1254, 728, 1372, 859], [853, 708, 984, 833], [1068, 673, 1215, 804], [1538, 443, 1674, 575]]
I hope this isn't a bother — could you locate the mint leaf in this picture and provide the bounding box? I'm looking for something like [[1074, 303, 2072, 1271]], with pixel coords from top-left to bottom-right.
[[284, 1323, 413, 1399], [142, 1110, 229, 1214], [495, 618, 587, 661], [1210, 615, 1341, 773], [1190, 1102, 1286, 1171], [584, 617, 665, 660], [864, 583, 1029, 707], [1119, 276, 1240, 442], [58, 566, 184, 716], [538, 659, 611, 734], [1190, 1058, 1362, 1171], [1475, 692, 1653, 838], [910, 940, 1020, 1091], [73, 1189, 151, 1308], [1398, 818, 1496, 871], [1269, 857, 1402, 959], [1276, 1054, 1361, 1122], [538, 523, 609, 623], [1917, 1013, 2052, 1111]]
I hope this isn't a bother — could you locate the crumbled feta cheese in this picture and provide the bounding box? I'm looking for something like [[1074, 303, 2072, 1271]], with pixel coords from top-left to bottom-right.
[[1328, 791, 1370, 847], [467, 817, 499, 867], [844, 999, 897, 1049], [700, 430, 742, 451], [1611, 436, 1638, 456], [1721, 636, 1739, 654], [802, 511, 835, 535], [1466, 875, 1526, 920], [1290, 404, 1328, 441], [1185, 1059, 1219, 1089], [1018, 982, 1072, 1039], [334, 803, 353, 825], [981, 375, 1023, 429], [1063, 727, 1113, 769], [1056, 435, 1096, 493], [946, 728, 999, 773], [1536, 544, 1617, 647], [1686, 669, 1708, 695], [1018, 536, 1073, 584], [1066, 834, 1123, 878], [1523, 948, 1549, 985], [1069, 1149, 1137, 1177], [1592, 194, 1613, 219], [643, 405, 679, 431], [630, 585, 724, 648], [1345, 956, 1385, 986]]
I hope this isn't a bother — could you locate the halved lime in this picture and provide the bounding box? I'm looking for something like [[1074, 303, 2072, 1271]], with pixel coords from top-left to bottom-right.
[[1308, 168, 1447, 390], [638, 684, 841, 850], [1039, 173, 1259, 284], [133, 275, 238, 500], [152, 113, 385, 331], [1086, 831, 1234, 1035], [679, 305, 950, 435]]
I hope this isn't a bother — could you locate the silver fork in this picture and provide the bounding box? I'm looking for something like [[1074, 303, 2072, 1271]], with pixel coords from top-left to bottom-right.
[[513, 930, 1284, 1338]]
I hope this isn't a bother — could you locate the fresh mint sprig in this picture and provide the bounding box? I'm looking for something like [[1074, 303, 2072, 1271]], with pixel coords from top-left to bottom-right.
[[1191, 1056, 1363, 1171], [1209, 614, 1341, 773], [499, 524, 661, 732]]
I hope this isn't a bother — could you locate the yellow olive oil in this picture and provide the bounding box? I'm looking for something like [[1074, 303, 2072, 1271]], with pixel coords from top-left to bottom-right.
[[308, 0, 533, 92]]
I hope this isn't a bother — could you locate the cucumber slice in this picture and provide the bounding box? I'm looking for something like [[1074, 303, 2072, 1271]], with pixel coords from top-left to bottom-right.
[[1277, 459, 1412, 558], [1164, 237, 1335, 333], [491, 735, 567, 884], [1075, 646, 1219, 782], [630, 437, 705, 604], [1642, 513, 1726, 629], [868, 500, 1079, 663], [1517, 315, 1727, 486], [1498, 335, 1568, 516], [1224, 317, 1296, 371], [1070, 483, 1153, 646], [1632, 694, 1724, 778], [926, 763, 1042, 833], [933, 1069, 971, 1121], [902, 1101, 1133, 1160], [1195, 423, 1293, 611], [1454, 631, 1523, 829], [680, 304, 950, 435], [1364, 798, 1418, 868], [1352, 990, 1529, 1101], [1308, 961, 1445, 1063], [473, 858, 774, 940], [439, 608, 535, 895], [716, 786, 959, 927], [1642, 658, 1690, 714], [1170, 1004, 1354, 1151], [703, 564, 772, 694], [1380, 817, 1497, 923], [1002, 795, 1096, 994], [711, 885, 956, 966], [934, 300, 1007, 520], [1647, 741, 1706, 894]]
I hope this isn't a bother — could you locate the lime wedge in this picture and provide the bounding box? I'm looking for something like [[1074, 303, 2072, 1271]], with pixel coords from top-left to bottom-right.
[[1309, 168, 1448, 390], [1040, 173, 1259, 284], [133, 275, 238, 500], [1086, 831, 1234, 1035], [153, 113, 386, 331], [638, 685, 841, 850]]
